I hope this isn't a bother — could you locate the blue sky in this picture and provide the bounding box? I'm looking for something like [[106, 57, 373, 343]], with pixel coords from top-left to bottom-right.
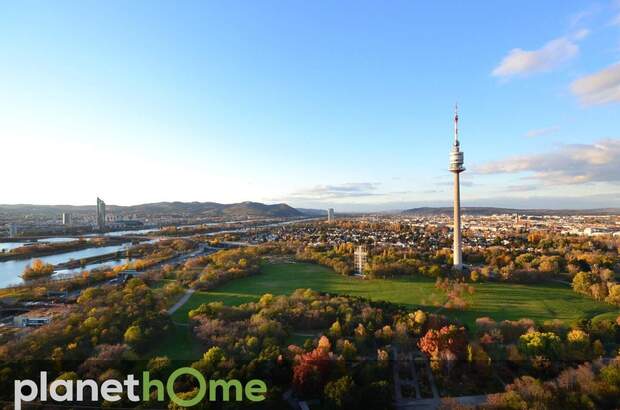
[[1, 1, 620, 210]]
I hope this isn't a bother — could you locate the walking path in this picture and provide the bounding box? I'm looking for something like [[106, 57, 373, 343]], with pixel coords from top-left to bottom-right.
[[549, 278, 572, 286], [167, 288, 195, 315]]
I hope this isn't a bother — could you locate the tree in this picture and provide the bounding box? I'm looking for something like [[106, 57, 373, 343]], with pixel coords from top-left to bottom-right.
[[515, 253, 535, 269], [592, 340, 605, 358], [605, 284, 620, 306], [123, 325, 143, 348], [21, 259, 54, 280], [293, 338, 332, 396], [203, 346, 225, 366], [340, 340, 357, 362], [566, 329, 590, 361], [418, 325, 468, 361], [567, 329, 588, 344], [147, 356, 171, 378], [329, 320, 342, 338], [489, 359, 620, 409], [77, 287, 104, 305], [518, 331, 561, 360], [572, 271, 600, 297], [487, 376, 553, 409], [324, 376, 357, 409], [413, 310, 427, 325], [354, 323, 367, 344], [259, 293, 274, 306], [428, 265, 442, 278], [538, 255, 563, 274]]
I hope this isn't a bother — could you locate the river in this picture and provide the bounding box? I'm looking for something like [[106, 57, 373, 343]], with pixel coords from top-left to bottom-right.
[[0, 237, 75, 252], [85, 228, 159, 237], [0, 242, 131, 288], [0, 217, 316, 288]]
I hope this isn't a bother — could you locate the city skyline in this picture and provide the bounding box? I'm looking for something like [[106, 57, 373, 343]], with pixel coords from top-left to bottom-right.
[[2, 1, 620, 211]]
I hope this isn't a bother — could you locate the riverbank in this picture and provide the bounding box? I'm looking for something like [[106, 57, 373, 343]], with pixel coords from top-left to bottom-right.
[[0, 237, 133, 262], [0, 242, 135, 288]]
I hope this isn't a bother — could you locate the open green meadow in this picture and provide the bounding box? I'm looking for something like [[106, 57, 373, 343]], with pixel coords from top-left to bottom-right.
[[152, 262, 620, 359], [172, 262, 620, 329], [145, 323, 201, 361]]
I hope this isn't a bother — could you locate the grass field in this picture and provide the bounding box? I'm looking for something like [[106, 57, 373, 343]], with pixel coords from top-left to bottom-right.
[[145, 323, 201, 361], [172, 262, 620, 329]]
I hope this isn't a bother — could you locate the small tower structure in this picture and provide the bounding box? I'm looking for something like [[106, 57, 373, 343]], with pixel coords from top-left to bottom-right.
[[354, 245, 368, 276]]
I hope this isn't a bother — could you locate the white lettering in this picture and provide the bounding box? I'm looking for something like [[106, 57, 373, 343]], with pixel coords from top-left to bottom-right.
[[101, 379, 123, 402], [50, 379, 73, 402], [124, 374, 140, 402], [76, 379, 99, 401], [14, 380, 38, 410]]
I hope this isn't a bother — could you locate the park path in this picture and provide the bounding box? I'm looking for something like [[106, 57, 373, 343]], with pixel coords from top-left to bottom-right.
[[167, 288, 195, 315], [548, 278, 572, 286]]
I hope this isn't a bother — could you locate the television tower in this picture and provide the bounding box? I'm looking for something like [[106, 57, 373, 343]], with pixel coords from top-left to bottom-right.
[[449, 104, 465, 270]]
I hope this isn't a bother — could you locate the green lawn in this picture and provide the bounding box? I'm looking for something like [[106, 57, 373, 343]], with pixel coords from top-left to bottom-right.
[[150, 262, 620, 360], [591, 311, 620, 324], [145, 323, 201, 361], [172, 262, 620, 329]]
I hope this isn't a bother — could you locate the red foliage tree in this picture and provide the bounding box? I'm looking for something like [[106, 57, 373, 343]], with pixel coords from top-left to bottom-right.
[[292, 336, 332, 396], [418, 325, 468, 360]]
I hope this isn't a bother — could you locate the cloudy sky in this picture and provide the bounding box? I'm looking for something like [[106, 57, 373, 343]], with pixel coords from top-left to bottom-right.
[[1, 1, 620, 210]]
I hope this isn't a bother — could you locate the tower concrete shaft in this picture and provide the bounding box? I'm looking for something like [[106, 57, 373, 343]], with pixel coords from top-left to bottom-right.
[[449, 105, 465, 270], [453, 172, 462, 268]]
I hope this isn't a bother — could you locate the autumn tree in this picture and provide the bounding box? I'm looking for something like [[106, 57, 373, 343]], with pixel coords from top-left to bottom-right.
[[21, 259, 54, 280], [418, 325, 468, 361], [324, 375, 357, 409], [292, 336, 333, 396], [518, 331, 561, 362]]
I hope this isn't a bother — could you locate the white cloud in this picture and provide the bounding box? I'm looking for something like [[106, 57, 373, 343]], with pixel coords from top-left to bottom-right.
[[570, 10, 594, 27], [474, 139, 620, 185], [525, 126, 560, 138], [570, 63, 620, 105], [572, 28, 590, 40], [504, 184, 539, 192], [492, 33, 587, 78], [285, 183, 381, 200]]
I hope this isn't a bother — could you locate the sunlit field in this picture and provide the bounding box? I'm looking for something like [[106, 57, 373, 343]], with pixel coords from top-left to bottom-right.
[[172, 262, 620, 329]]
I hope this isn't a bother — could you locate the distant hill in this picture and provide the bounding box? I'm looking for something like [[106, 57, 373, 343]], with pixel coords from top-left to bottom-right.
[[121, 201, 304, 218], [0, 201, 304, 218], [295, 208, 327, 217], [402, 206, 620, 216]]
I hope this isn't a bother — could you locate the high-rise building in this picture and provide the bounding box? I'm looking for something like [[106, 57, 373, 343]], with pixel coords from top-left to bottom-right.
[[327, 208, 335, 223], [62, 212, 72, 226], [449, 105, 465, 270], [96, 197, 106, 230], [8, 223, 18, 237], [354, 245, 368, 276]]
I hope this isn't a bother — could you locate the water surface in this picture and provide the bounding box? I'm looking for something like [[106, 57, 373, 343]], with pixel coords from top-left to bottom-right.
[[0, 243, 130, 288]]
